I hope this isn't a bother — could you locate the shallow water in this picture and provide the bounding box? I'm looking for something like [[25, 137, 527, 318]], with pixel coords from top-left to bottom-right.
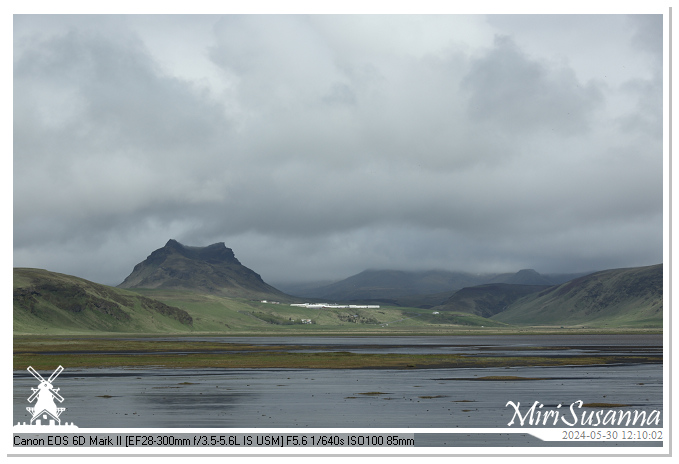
[[14, 335, 663, 439], [86, 334, 663, 357]]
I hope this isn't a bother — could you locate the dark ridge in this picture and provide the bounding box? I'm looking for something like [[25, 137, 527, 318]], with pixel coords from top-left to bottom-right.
[[118, 240, 289, 300], [434, 283, 552, 317], [140, 239, 240, 269]]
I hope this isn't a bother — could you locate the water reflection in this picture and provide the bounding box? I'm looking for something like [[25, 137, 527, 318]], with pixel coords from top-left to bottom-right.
[[14, 335, 663, 431]]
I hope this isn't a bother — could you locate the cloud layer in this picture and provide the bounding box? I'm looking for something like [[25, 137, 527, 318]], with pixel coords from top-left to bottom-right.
[[13, 14, 664, 285]]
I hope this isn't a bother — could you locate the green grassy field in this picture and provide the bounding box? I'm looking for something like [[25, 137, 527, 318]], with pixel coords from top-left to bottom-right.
[[13, 269, 663, 373], [15, 280, 517, 335], [14, 268, 664, 337], [107, 289, 664, 335]]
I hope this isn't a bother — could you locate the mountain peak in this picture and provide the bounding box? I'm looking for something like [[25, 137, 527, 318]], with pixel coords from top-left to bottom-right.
[[155, 239, 240, 265], [118, 240, 285, 299], [516, 269, 540, 275], [487, 268, 554, 286], [164, 238, 184, 251]]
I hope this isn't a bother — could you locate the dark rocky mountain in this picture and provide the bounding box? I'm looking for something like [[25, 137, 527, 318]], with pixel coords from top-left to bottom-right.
[[118, 239, 288, 300], [434, 283, 552, 317], [492, 264, 663, 327]]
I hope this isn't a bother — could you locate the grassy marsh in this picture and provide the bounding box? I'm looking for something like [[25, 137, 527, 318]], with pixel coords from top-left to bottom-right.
[[13, 336, 662, 371]]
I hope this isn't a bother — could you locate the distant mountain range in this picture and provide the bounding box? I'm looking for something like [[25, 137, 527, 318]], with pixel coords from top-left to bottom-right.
[[118, 239, 289, 301], [272, 264, 663, 327], [273, 268, 589, 302], [13, 238, 663, 332]]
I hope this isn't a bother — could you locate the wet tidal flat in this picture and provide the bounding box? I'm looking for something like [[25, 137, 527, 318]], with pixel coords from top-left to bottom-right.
[[13, 334, 663, 444], [13, 334, 662, 370]]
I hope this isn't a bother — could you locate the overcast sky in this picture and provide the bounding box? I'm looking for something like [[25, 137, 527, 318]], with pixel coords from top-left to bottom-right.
[[13, 11, 666, 286]]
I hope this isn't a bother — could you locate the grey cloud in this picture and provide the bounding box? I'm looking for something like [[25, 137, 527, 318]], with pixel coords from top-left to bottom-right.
[[611, 16, 663, 140], [617, 78, 663, 138], [13, 15, 664, 285], [322, 83, 357, 106], [461, 35, 603, 136], [14, 28, 235, 239], [628, 14, 663, 60], [15, 28, 229, 163], [209, 15, 343, 109]]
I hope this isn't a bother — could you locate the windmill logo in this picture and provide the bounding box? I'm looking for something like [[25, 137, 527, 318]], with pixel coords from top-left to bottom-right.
[[15, 365, 78, 428]]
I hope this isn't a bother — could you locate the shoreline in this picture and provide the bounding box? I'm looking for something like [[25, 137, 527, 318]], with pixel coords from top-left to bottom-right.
[[13, 327, 663, 338], [14, 334, 662, 371]]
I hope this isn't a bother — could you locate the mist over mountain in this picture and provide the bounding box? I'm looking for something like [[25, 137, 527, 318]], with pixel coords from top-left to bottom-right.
[[486, 269, 555, 286], [287, 269, 487, 301], [273, 268, 591, 302]]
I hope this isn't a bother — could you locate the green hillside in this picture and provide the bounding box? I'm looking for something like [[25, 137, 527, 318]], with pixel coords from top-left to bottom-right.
[[14, 269, 508, 335], [14, 268, 193, 334], [434, 283, 551, 317], [130, 288, 509, 332], [14, 263, 663, 335], [492, 264, 663, 328]]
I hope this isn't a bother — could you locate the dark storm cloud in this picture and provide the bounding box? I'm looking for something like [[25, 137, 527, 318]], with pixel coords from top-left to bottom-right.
[[13, 14, 664, 285]]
